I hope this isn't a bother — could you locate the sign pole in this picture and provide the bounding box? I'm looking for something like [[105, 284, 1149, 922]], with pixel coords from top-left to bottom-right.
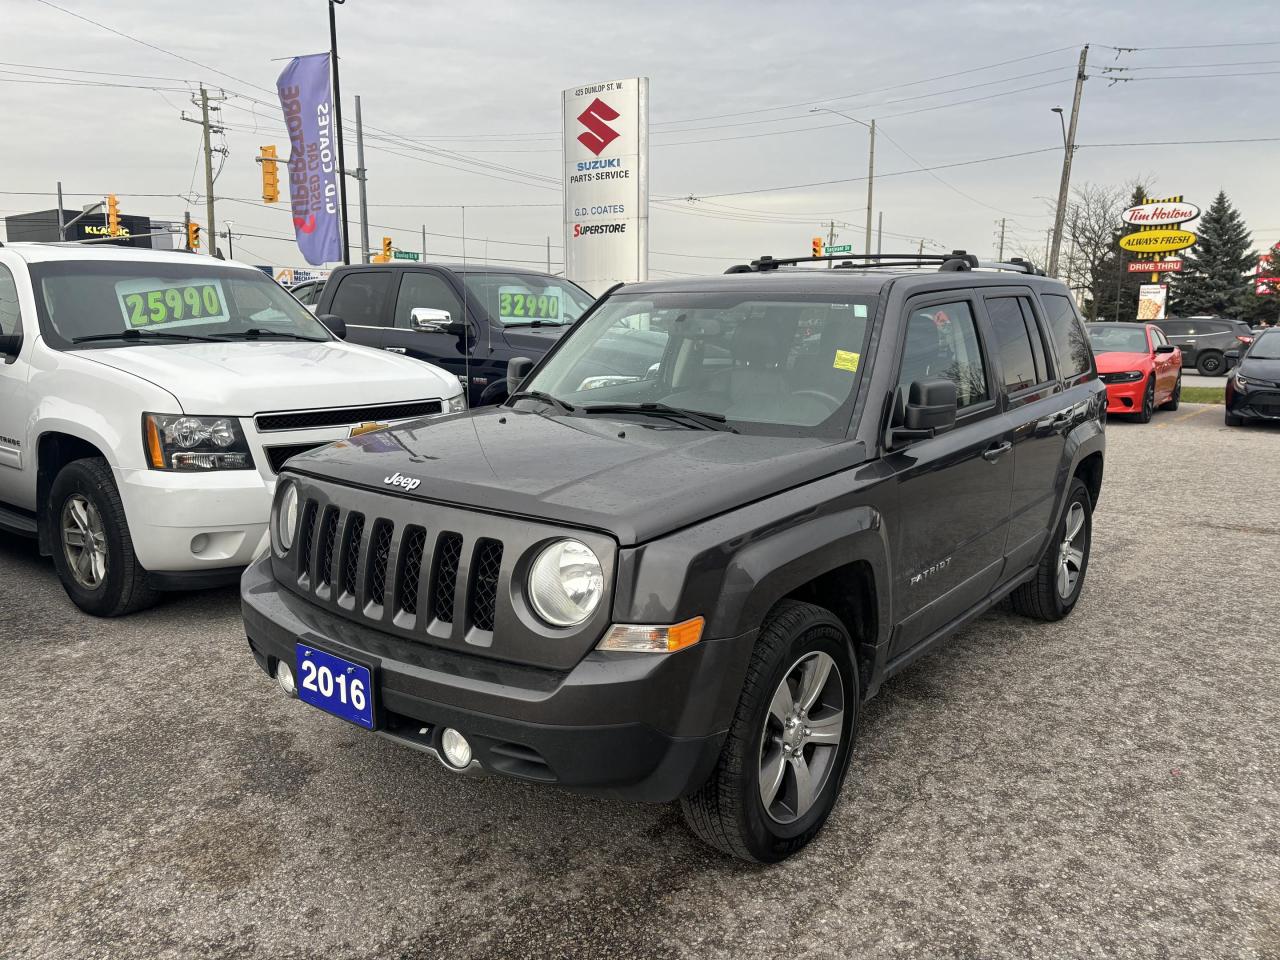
[[328, 0, 351, 265]]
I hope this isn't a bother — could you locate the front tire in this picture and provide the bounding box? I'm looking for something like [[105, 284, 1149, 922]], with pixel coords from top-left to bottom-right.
[[48, 458, 159, 617], [1225, 411, 1244, 427], [1009, 476, 1092, 622], [1134, 376, 1155, 423], [680, 600, 858, 863]]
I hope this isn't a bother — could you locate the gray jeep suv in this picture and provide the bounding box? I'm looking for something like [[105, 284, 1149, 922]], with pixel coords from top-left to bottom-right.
[[241, 251, 1106, 862]]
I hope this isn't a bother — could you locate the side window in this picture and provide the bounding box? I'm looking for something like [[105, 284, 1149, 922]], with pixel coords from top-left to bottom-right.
[[1017, 298, 1050, 383], [0, 264, 21, 336], [984, 296, 1039, 393], [328, 271, 394, 327], [1149, 327, 1167, 348], [393, 272, 464, 330], [898, 301, 989, 409], [1161, 321, 1190, 336], [1040, 293, 1092, 380]]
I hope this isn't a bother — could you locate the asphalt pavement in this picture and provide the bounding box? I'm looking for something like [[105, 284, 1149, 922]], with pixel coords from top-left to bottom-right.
[[2, 404, 1278, 960]]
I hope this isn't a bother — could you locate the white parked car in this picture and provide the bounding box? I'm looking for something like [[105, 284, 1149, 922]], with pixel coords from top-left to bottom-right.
[[0, 243, 464, 616]]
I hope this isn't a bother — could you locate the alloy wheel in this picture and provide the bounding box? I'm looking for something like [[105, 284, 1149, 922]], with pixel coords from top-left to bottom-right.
[[1056, 501, 1086, 600], [61, 494, 108, 589], [758, 651, 845, 824]]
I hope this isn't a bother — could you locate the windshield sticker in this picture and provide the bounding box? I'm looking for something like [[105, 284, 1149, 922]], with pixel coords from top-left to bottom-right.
[[833, 349, 860, 372], [115, 278, 230, 329], [854, 304, 868, 318], [498, 286, 561, 321]]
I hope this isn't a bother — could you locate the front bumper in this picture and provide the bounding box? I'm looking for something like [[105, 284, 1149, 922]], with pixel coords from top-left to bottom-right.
[[114, 465, 274, 575], [1226, 383, 1280, 420], [241, 556, 754, 802], [1102, 378, 1146, 413]]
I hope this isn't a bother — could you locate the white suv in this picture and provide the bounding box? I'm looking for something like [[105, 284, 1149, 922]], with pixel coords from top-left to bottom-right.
[[0, 243, 464, 616]]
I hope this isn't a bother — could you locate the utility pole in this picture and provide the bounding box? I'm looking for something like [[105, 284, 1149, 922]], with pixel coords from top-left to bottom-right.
[[353, 95, 370, 264], [876, 211, 883, 258], [329, 0, 351, 265], [546, 236, 551, 273], [223, 221, 234, 260], [184, 211, 193, 252], [997, 218, 1007, 260], [56, 181, 66, 240], [421, 224, 427, 262], [918, 238, 925, 256], [865, 119, 876, 256], [827, 219, 836, 269], [181, 86, 226, 257], [1049, 44, 1089, 278]]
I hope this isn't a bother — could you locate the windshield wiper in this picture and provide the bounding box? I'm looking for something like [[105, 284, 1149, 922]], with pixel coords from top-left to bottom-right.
[[509, 389, 575, 413], [581, 402, 737, 433], [71, 329, 220, 344], [211, 329, 326, 342], [504, 319, 564, 328]]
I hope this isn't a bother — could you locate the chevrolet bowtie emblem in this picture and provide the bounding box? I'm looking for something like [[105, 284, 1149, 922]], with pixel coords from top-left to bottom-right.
[[349, 421, 387, 437]]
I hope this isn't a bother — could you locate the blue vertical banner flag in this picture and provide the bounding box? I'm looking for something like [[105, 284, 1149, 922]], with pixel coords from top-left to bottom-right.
[[277, 53, 341, 265]]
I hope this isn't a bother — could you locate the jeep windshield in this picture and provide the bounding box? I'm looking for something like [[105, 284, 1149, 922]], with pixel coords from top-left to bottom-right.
[[460, 271, 595, 326], [518, 290, 876, 436], [30, 260, 332, 350]]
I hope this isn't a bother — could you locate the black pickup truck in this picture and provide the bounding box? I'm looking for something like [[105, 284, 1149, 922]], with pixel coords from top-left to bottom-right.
[[243, 251, 1106, 863], [312, 263, 605, 406]]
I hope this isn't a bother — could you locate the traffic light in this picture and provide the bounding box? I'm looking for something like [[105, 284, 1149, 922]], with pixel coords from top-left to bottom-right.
[[382, 236, 392, 259], [812, 236, 823, 258], [187, 220, 201, 251], [260, 145, 279, 203], [107, 194, 120, 236]]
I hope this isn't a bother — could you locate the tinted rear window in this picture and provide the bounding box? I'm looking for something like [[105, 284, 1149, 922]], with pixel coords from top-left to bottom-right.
[[1040, 293, 1092, 379]]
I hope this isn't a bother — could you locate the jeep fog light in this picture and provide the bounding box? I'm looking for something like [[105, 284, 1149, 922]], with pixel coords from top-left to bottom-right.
[[528, 539, 603, 626], [275, 660, 296, 697], [440, 728, 472, 768], [598, 617, 705, 653]]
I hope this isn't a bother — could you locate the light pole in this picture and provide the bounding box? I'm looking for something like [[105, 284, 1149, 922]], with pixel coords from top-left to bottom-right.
[[223, 220, 234, 260], [810, 108, 875, 255], [1048, 44, 1089, 278]]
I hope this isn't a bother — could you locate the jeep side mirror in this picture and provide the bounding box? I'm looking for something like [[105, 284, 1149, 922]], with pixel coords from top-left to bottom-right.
[[410, 307, 469, 337], [0, 333, 20, 362], [316, 314, 347, 340], [506, 356, 534, 397], [1224, 347, 1240, 360], [1155, 344, 1177, 355], [904, 379, 958, 432]]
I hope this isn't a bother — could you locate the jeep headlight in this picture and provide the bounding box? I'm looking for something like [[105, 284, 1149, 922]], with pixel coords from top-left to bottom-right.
[[144, 413, 253, 471], [274, 480, 299, 553], [528, 539, 603, 627]]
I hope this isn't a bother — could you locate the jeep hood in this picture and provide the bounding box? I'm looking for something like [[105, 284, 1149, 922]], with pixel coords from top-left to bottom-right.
[[73, 340, 457, 415], [287, 407, 864, 544]]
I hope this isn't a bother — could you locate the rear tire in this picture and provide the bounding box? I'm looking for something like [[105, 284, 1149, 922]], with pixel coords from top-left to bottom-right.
[[1197, 351, 1225, 376], [48, 458, 159, 617], [680, 600, 858, 863], [1162, 374, 1181, 411], [1009, 477, 1092, 622]]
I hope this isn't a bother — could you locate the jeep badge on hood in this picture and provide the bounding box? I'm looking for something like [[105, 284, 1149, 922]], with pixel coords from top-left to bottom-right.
[[383, 472, 421, 491]]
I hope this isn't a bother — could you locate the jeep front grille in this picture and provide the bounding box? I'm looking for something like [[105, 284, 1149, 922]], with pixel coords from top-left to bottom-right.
[[289, 498, 502, 636]]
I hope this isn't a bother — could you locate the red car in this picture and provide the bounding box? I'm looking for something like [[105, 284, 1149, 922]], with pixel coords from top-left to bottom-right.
[[1086, 322, 1182, 422]]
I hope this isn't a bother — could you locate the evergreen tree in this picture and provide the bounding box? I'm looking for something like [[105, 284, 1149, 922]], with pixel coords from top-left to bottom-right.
[[1238, 240, 1280, 325], [1171, 191, 1253, 318]]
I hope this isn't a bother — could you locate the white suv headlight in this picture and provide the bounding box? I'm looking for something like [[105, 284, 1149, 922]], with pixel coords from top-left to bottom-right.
[[446, 392, 467, 414], [528, 539, 603, 627]]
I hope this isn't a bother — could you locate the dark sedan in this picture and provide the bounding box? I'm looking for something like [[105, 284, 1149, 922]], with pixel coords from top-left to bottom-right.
[[1225, 329, 1280, 426]]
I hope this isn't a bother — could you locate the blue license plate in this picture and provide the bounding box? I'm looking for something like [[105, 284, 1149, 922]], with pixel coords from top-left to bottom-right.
[[295, 643, 375, 729]]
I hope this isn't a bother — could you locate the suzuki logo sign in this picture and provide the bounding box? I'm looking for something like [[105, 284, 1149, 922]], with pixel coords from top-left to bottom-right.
[[576, 98, 621, 156]]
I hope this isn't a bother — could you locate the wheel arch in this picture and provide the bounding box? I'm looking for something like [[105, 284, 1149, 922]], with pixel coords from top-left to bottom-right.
[[35, 430, 111, 556]]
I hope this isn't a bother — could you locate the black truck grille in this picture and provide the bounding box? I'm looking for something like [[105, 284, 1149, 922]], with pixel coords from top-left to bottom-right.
[[289, 499, 502, 634], [255, 400, 442, 433], [265, 442, 326, 474]]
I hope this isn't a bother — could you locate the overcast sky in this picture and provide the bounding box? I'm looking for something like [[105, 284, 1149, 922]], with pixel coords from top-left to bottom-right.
[[2, 0, 1276, 280]]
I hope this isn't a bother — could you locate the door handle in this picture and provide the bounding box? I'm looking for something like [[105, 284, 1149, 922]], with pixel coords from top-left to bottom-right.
[[383, 346, 406, 354], [982, 441, 1012, 462]]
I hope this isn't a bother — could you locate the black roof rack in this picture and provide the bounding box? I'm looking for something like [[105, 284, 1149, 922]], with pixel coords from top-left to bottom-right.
[[724, 250, 1045, 276]]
